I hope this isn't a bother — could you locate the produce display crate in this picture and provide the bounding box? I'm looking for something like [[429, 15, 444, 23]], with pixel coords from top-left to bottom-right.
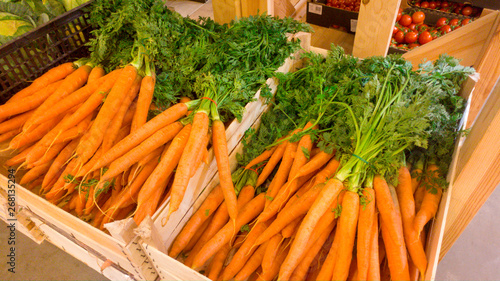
[[0, 0, 94, 104], [131, 42, 475, 281], [306, 0, 359, 33]]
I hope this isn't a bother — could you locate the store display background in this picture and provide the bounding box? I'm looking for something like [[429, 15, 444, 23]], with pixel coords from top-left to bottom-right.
[[0, 1, 499, 280]]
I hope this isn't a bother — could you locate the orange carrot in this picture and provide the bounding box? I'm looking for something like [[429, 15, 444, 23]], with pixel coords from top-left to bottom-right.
[[366, 216, 380, 281], [245, 146, 277, 170], [0, 129, 21, 143], [373, 175, 405, 247], [411, 161, 424, 194], [281, 216, 303, 238], [27, 141, 68, 168], [258, 239, 289, 281], [8, 62, 76, 103], [9, 114, 63, 150], [169, 184, 225, 258], [24, 64, 93, 131], [380, 214, 410, 281], [414, 164, 443, 235], [100, 122, 183, 182], [288, 122, 315, 180], [331, 190, 360, 281], [169, 111, 209, 218], [256, 141, 287, 187], [0, 110, 34, 134], [212, 119, 238, 223], [184, 215, 212, 253], [220, 221, 269, 280], [233, 242, 268, 281], [357, 188, 376, 281], [396, 166, 427, 276], [4, 145, 34, 167], [191, 193, 266, 270], [86, 102, 189, 176], [87, 65, 106, 84], [19, 161, 53, 186], [76, 65, 137, 163], [262, 233, 283, 275], [42, 138, 80, 189], [316, 227, 340, 281], [131, 74, 155, 132], [278, 178, 344, 281]]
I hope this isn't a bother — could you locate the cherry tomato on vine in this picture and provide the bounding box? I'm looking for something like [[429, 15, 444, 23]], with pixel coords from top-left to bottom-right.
[[408, 43, 421, 49], [405, 31, 418, 44], [417, 23, 429, 32], [420, 1, 429, 8], [412, 11, 425, 24], [462, 18, 471, 25], [397, 8, 403, 21], [419, 31, 433, 44], [436, 17, 448, 27], [440, 24, 452, 34], [399, 14, 412, 26], [393, 25, 400, 34], [394, 31, 405, 43], [441, 1, 449, 8], [429, 1, 437, 9], [408, 23, 417, 31], [449, 18, 459, 26], [462, 6, 473, 16]]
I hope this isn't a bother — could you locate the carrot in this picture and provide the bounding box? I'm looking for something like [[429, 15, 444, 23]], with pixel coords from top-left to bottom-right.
[[414, 164, 443, 235], [264, 133, 299, 207], [357, 187, 376, 281], [131, 74, 155, 132], [220, 221, 269, 280], [316, 227, 341, 281], [212, 119, 238, 223], [245, 146, 277, 170], [24, 64, 93, 131], [8, 62, 76, 104], [366, 215, 380, 281], [0, 81, 63, 121], [19, 160, 53, 186], [233, 241, 268, 281], [262, 233, 284, 273], [0, 110, 34, 134], [101, 75, 142, 152], [396, 166, 428, 276], [100, 122, 183, 182], [9, 114, 64, 150], [255, 182, 324, 246], [0, 129, 21, 143], [411, 160, 424, 194], [169, 184, 225, 258], [331, 190, 360, 281], [86, 102, 189, 176], [288, 122, 316, 180], [380, 214, 410, 281], [27, 141, 68, 168], [76, 64, 138, 164], [207, 242, 231, 280], [31, 70, 117, 128], [373, 175, 405, 247], [42, 138, 80, 189], [87, 65, 106, 84], [258, 239, 289, 281], [278, 178, 344, 281], [256, 141, 287, 187], [169, 111, 209, 218], [281, 216, 303, 238], [260, 150, 334, 222], [289, 220, 335, 281], [191, 193, 266, 270], [183, 215, 212, 253]]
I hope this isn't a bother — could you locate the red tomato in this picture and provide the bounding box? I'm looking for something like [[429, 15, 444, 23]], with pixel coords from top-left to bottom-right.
[[395, 31, 405, 43], [414, 2, 421, 7], [408, 43, 421, 49], [440, 24, 452, 34], [399, 14, 413, 26], [429, 29, 440, 39], [420, 1, 429, 8], [412, 11, 425, 24], [462, 6, 473, 16], [393, 25, 400, 34], [441, 1, 449, 8], [397, 8, 403, 21], [419, 31, 433, 44], [435, 0, 441, 7], [408, 23, 417, 31], [429, 1, 437, 9], [405, 31, 418, 44], [417, 23, 429, 31], [436, 17, 448, 27], [454, 6, 462, 14], [462, 18, 471, 25], [449, 18, 459, 26]]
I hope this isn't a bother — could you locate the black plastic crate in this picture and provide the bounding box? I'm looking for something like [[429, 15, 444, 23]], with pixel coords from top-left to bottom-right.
[[306, 1, 359, 33], [0, 1, 94, 103]]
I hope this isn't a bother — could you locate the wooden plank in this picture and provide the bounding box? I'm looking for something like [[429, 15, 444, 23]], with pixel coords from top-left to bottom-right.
[[212, 0, 239, 24], [402, 11, 499, 68], [465, 12, 500, 128], [352, 0, 401, 58], [441, 78, 500, 260], [273, 0, 295, 18]]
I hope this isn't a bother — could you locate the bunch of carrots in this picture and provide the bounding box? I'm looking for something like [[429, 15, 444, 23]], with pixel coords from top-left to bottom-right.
[[167, 48, 474, 281], [0, 0, 310, 231]]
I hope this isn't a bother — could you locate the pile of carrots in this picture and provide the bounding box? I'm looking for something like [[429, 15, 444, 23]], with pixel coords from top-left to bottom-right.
[[168, 127, 441, 281]]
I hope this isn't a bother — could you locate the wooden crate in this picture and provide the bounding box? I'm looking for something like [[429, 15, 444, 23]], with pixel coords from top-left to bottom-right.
[[131, 44, 476, 281], [0, 31, 312, 281]]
